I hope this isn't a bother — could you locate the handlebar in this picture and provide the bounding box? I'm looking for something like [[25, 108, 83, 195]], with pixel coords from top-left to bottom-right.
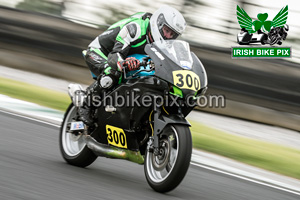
[[121, 56, 154, 79], [119, 56, 153, 71], [140, 56, 151, 67]]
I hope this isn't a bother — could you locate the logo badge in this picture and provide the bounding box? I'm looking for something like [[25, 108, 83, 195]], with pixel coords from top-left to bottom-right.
[[233, 5, 291, 58]]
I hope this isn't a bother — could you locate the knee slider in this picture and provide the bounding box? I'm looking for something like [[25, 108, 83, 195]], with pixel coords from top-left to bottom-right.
[[99, 75, 114, 88], [100, 67, 121, 88]]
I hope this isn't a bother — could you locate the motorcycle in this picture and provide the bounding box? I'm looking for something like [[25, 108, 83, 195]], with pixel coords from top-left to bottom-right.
[[237, 28, 268, 45], [268, 25, 289, 45], [59, 40, 208, 193]]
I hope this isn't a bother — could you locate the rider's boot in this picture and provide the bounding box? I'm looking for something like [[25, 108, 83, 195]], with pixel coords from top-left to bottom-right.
[[75, 66, 121, 126], [78, 104, 93, 126], [77, 82, 98, 126], [77, 73, 118, 126], [68, 83, 95, 126]]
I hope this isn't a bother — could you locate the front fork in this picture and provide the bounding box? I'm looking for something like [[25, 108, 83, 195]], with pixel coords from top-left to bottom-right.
[[147, 103, 163, 155], [148, 100, 184, 156], [152, 105, 160, 155]]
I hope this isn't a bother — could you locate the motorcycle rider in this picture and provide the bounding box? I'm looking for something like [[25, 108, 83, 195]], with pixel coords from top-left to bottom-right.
[[73, 5, 186, 125]]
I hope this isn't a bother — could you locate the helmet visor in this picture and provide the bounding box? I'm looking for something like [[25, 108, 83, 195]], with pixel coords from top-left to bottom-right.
[[157, 14, 180, 40], [161, 24, 179, 39]]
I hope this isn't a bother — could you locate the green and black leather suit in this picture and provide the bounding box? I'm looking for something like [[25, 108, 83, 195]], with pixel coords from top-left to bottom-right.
[[85, 12, 152, 82], [79, 12, 153, 125]]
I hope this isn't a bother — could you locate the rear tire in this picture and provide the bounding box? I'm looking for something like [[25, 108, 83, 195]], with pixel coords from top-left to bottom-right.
[[261, 34, 268, 45], [144, 125, 192, 193], [59, 103, 97, 167]]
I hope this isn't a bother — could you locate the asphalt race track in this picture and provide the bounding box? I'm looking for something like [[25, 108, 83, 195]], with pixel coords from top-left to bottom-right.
[[0, 111, 299, 200]]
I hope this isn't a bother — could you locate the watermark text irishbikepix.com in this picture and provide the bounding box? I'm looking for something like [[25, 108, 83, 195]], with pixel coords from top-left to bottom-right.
[[73, 91, 226, 109]]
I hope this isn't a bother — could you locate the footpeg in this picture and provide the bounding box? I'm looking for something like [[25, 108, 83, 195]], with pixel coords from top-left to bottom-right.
[[105, 105, 116, 112]]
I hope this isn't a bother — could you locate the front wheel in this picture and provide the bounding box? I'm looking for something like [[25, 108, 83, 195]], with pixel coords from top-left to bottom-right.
[[59, 103, 97, 167], [144, 125, 192, 193], [269, 34, 279, 45]]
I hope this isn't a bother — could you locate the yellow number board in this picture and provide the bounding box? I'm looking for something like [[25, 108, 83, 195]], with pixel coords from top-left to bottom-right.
[[106, 125, 127, 148], [172, 70, 201, 91]]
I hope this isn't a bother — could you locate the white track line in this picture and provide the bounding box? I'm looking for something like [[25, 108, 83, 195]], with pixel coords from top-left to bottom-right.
[[0, 109, 60, 128], [1, 109, 299, 196], [191, 162, 300, 196]]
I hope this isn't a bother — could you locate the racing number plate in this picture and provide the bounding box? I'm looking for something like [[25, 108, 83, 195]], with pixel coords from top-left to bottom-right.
[[172, 70, 201, 91], [106, 125, 127, 148]]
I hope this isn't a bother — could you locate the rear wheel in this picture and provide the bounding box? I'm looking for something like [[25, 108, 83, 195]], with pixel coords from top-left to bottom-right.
[[59, 103, 97, 167], [144, 125, 192, 193], [261, 34, 268, 45]]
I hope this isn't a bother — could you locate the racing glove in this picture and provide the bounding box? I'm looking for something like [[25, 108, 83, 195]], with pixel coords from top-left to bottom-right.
[[124, 57, 140, 71]]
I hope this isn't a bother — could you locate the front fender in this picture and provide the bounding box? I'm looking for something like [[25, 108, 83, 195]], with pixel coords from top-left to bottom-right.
[[155, 114, 191, 135]]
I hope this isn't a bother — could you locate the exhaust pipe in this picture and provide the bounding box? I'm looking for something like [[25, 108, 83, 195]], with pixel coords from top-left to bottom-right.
[[85, 135, 144, 165]]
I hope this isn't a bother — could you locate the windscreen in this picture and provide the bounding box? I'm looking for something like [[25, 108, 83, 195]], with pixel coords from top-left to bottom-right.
[[153, 40, 193, 69]]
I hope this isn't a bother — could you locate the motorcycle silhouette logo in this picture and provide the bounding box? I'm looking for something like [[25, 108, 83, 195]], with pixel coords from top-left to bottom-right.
[[236, 5, 289, 45]]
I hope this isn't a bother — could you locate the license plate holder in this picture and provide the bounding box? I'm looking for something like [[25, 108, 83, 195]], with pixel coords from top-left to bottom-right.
[[70, 121, 85, 131]]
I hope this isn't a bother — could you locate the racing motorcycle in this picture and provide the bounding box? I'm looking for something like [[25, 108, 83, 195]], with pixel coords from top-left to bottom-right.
[[59, 40, 208, 193], [237, 28, 268, 45], [268, 24, 289, 45]]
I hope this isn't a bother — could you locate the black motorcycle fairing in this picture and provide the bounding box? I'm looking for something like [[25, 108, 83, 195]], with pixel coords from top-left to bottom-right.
[[154, 113, 191, 134], [89, 41, 207, 151], [145, 43, 207, 98], [94, 76, 169, 150], [191, 52, 207, 89]]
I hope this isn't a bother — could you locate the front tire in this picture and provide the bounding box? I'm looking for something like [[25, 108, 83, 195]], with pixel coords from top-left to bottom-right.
[[59, 103, 97, 167], [144, 125, 192, 193], [269, 34, 279, 45]]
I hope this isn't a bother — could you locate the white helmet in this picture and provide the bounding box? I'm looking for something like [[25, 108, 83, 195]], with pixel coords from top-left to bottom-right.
[[149, 5, 186, 47]]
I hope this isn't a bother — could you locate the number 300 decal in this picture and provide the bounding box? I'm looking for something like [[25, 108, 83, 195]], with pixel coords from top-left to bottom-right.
[[172, 70, 201, 91], [106, 125, 127, 148]]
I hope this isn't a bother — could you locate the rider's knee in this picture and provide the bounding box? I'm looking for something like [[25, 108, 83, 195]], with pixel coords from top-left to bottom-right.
[[98, 66, 122, 89]]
